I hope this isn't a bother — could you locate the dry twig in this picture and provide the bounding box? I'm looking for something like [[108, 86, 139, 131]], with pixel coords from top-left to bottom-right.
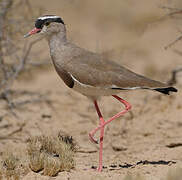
[[0, 123, 25, 140], [164, 35, 182, 50], [0, 0, 47, 114]]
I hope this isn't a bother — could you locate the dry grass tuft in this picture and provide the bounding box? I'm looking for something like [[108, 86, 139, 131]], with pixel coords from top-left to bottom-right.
[[43, 155, 61, 176], [58, 131, 76, 152], [0, 132, 75, 178], [27, 132, 76, 176], [1, 151, 20, 180], [28, 151, 44, 172], [27, 135, 45, 172]]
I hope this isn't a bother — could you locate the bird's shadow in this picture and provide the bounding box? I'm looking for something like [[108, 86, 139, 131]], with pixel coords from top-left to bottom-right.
[[91, 160, 176, 171]]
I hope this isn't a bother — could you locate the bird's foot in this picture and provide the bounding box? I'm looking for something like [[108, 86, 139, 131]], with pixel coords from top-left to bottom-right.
[[89, 133, 98, 144]]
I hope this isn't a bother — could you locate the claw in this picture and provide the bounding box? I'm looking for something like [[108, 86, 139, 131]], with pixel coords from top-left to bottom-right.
[[89, 133, 98, 144]]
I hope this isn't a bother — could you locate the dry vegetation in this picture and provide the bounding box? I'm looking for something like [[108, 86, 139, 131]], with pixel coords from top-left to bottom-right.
[[0, 132, 76, 179], [28, 133, 75, 175], [0, 0, 49, 114]]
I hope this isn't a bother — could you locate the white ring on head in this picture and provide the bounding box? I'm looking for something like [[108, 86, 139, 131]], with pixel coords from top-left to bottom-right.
[[38, 16, 60, 20]]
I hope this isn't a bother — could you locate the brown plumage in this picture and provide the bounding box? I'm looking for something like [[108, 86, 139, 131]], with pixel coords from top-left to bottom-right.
[[24, 15, 177, 172], [49, 37, 177, 97]]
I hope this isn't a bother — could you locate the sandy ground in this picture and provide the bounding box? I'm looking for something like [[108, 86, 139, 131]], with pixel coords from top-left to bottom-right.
[[1, 0, 182, 179]]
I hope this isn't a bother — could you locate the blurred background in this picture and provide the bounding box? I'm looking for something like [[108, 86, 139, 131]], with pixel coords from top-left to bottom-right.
[[1, 0, 182, 91], [0, 0, 182, 179]]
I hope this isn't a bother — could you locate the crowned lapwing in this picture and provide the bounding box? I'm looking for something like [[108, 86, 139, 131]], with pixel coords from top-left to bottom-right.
[[24, 15, 177, 172]]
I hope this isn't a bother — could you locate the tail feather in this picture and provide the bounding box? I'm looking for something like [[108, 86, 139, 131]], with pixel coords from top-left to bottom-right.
[[111, 86, 178, 95], [154, 87, 178, 95]]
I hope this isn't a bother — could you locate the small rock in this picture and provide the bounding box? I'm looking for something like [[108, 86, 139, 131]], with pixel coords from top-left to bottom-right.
[[112, 141, 127, 151], [41, 114, 51, 118]]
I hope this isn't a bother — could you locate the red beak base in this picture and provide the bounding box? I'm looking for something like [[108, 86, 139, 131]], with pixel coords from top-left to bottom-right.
[[24, 27, 41, 38]]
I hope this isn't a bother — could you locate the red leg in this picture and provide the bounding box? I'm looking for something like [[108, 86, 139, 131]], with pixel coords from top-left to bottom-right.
[[89, 95, 131, 145], [89, 100, 105, 172]]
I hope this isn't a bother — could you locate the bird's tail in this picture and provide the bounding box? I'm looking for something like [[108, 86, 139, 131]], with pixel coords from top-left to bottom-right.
[[154, 87, 178, 95]]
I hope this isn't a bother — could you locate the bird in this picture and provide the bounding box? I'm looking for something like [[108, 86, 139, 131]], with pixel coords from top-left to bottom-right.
[[24, 15, 178, 172]]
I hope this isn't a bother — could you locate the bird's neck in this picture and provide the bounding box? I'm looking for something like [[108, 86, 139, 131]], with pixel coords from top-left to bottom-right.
[[47, 29, 68, 64], [48, 30, 67, 49], [48, 29, 70, 67]]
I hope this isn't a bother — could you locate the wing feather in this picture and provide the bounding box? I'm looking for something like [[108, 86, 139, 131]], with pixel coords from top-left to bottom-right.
[[61, 48, 168, 90]]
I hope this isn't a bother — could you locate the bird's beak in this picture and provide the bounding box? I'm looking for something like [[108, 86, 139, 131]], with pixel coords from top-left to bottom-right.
[[24, 27, 41, 38]]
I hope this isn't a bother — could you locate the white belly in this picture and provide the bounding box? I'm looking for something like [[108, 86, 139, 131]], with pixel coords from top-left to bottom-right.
[[71, 75, 120, 98]]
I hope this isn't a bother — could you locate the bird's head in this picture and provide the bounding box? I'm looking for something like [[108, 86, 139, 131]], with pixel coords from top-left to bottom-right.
[[24, 15, 65, 38]]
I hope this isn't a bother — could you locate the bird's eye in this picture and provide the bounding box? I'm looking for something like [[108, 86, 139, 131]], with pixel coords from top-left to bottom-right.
[[45, 22, 50, 26]]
